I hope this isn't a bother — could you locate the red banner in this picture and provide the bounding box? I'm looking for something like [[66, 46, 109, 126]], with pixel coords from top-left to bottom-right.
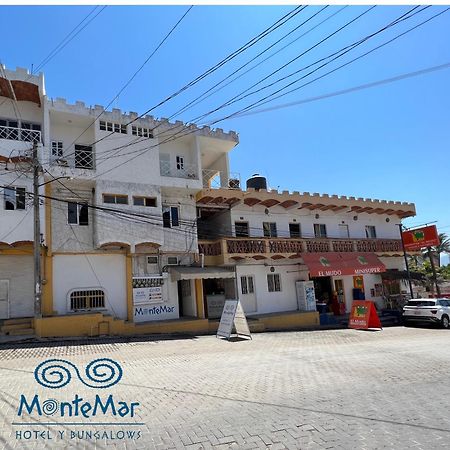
[[301, 253, 385, 277], [348, 300, 382, 329], [402, 225, 440, 251]]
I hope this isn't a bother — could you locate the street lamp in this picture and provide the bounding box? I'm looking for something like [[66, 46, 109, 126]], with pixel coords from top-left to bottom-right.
[[38, 176, 73, 187]]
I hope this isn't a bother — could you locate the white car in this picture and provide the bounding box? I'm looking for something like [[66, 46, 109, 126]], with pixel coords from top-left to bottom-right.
[[403, 298, 450, 329]]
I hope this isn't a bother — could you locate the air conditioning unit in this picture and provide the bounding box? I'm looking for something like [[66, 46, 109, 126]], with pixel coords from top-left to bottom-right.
[[228, 178, 240, 189]]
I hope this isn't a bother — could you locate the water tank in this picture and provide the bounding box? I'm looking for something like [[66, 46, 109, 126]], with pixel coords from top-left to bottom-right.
[[246, 174, 267, 191]]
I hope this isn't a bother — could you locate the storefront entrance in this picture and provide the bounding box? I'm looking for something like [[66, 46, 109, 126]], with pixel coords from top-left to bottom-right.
[[203, 277, 236, 319], [311, 276, 333, 313]]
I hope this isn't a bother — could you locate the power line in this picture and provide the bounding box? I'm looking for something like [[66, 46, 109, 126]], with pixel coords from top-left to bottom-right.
[[60, 5, 194, 161], [230, 61, 450, 118], [87, 6, 427, 176], [61, 5, 304, 158], [168, 6, 349, 121], [212, 6, 446, 123]]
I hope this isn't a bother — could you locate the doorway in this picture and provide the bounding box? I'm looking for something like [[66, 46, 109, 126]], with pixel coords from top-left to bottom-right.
[[239, 275, 256, 313], [177, 280, 196, 317], [0, 280, 9, 319], [338, 224, 349, 238], [311, 276, 333, 311]]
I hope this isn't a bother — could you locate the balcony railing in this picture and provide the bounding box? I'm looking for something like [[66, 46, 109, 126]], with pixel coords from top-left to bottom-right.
[[160, 160, 198, 180], [198, 237, 403, 259], [202, 169, 241, 189], [0, 124, 41, 143]]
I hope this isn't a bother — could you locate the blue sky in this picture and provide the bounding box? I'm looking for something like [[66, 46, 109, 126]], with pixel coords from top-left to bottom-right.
[[1, 5, 449, 253]]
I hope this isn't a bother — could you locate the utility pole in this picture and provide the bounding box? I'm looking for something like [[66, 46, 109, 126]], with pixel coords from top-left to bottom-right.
[[427, 247, 441, 297], [398, 223, 414, 299], [33, 142, 42, 317]]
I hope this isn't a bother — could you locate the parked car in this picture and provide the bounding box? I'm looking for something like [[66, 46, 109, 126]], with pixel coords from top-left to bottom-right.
[[403, 298, 450, 328]]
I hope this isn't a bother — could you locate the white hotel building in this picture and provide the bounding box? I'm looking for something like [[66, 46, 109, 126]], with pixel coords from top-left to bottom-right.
[[0, 66, 415, 337]]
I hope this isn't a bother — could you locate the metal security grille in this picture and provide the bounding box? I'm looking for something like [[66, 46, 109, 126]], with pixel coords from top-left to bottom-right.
[[70, 289, 105, 311], [74, 145, 94, 169]]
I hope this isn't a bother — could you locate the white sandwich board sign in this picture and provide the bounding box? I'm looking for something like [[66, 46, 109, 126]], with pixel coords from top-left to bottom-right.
[[217, 299, 251, 340]]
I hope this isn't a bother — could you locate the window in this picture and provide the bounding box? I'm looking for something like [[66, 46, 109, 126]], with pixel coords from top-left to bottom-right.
[[68, 202, 88, 226], [131, 126, 153, 138], [74, 144, 94, 169], [163, 206, 180, 228], [147, 256, 158, 265], [20, 122, 41, 142], [240, 276, 254, 295], [167, 256, 179, 265], [365, 225, 377, 239], [235, 221, 249, 237], [133, 196, 157, 207], [99, 121, 127, 134], [176, 156, 184, 170], [314, 223, 327, 238], [289, 223, 301, 238], [69, 289, 105, 311], [51, 141, 63, 157], [267, 274, 281, 292], [263, 222, 277, 238], [103, 194, 128, 205], [4, 187, 26, 210]]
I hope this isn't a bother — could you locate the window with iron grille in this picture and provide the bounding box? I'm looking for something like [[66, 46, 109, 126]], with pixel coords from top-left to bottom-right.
[[69, 289, 105, 311], [51, 141, 63, 157], [267, 274, 281, 292], [74, 144, 94, 169], [240, 275, 254, 295]]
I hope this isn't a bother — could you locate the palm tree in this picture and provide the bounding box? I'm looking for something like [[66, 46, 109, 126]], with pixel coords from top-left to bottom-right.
[[423, 233, 450, 267]]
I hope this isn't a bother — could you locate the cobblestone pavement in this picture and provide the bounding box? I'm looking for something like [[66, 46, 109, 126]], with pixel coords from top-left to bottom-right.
[[0, 327, 449, 449]]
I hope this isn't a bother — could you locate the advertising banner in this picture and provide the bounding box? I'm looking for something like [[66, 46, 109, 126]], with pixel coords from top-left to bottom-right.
[[217, 300, 251, 340], [348, 300, 382, 330], [402, 225, 440, 251]]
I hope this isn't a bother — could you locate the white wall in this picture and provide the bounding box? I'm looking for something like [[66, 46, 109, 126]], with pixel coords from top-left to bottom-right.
[[0, 170, 44, 244], [52, 254, 127, 319], [0, 255, 33, 318], [236, 264, 309, 315], [229, 204, 402, 240]]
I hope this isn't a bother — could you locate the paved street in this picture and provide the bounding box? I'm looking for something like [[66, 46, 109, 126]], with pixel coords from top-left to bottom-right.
[[0, 327, 449, 449]]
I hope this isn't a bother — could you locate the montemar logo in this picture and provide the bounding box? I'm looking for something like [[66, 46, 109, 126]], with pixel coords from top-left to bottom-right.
[[17, 358, 139, 419]]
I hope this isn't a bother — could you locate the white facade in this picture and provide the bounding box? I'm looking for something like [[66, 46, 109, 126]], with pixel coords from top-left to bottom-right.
[[0, 65, 238, 321]]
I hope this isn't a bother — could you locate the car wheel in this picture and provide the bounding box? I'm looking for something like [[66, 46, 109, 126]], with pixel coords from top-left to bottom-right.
[[442, 315, 450, 329]]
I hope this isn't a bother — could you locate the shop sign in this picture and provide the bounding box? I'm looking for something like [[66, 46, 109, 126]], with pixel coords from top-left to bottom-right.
[[134, 303, 176, 322], [348, 300, 382, 330], [133, 276, 164, 305], [133, 286, 163, 304], [217, 300, 251, 340], [402, 225, 440, 251]]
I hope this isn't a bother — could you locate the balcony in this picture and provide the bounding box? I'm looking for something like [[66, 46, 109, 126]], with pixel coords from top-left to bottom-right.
[[198, 237, 403, 265], [160, 160, 198, 180], [0, 124, 41, 143], [202, 169, 241, 189]]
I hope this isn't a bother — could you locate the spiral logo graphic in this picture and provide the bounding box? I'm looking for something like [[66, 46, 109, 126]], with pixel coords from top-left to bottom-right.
[[34, 358, 123, 389], [42, 399, 59, 415]]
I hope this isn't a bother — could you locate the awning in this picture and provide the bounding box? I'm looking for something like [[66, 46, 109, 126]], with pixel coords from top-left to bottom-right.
[[301, 252, 386, 277], [170, 266, 235, 281]]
